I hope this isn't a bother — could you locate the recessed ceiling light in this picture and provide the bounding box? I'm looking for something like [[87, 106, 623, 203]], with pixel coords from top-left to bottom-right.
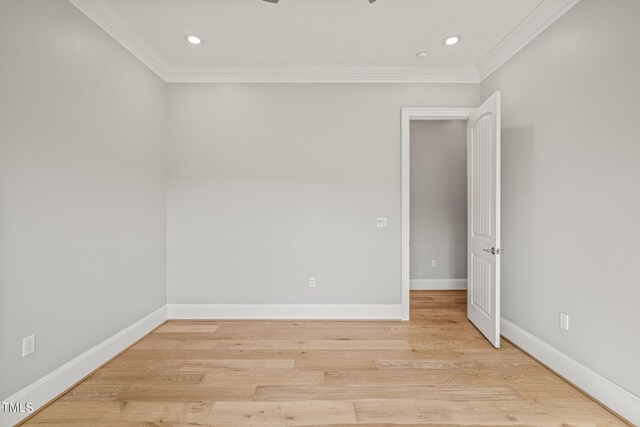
[[415, 50, 429, 60], [185, 34, 203, 45], [443, 35, 461, 46]]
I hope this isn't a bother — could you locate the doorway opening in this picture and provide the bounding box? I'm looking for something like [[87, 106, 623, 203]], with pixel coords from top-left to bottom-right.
[[409, 118, 468, 319], [400, 108, 472, 321]]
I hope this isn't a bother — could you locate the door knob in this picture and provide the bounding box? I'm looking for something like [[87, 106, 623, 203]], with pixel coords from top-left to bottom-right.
[[482, 247, 504, 255]]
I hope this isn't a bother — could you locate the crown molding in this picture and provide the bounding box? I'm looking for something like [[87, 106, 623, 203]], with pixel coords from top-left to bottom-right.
[[69, 0, 581, 84], [165, 66, 480, 84], [477, 0, 582, 81], [69, 0, 169, 81]]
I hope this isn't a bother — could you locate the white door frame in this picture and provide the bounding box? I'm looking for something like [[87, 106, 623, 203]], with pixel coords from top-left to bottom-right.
[[400, 107, 474, 320]]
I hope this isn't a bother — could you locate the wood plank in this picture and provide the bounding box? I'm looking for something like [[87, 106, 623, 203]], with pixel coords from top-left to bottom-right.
[[374, 358, 542, 370], [117, 349, 412, 371], [133, 339, 410, 350], [211, 321, 392, 340], [207, 401, 356, 425], [58, 383, 256, 402], [102, 357, 295, 372], [83, 371, 206, 385], [323, 369, 567, 387], [203, 369, 325, 386], [353, 399, 621, 425], [26, 401, 213, 424], [253, 385, 523, 402], [155, 322, 220, 333]]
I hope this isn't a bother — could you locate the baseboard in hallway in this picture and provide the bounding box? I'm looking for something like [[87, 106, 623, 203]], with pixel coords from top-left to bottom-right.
[[410, 278, 467, 290]]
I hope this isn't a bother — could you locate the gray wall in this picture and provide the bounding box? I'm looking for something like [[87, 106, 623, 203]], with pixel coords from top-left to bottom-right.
[[481, 0, 640, 397], [0, 0, 167, 399], [410, 120, 467, 281], [167, 84, 479, 304]]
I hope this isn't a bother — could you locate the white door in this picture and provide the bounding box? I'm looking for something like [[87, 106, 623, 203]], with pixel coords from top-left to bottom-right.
[[467, 91, 501, 348]]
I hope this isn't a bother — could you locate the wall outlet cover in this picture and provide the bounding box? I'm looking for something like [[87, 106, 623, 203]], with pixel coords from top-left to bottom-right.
[[560, 312, 570, 330], [22, 334, 35, 357]]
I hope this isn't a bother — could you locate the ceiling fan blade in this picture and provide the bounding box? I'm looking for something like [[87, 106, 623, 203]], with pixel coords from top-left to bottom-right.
[[263, 0, 376, 3]]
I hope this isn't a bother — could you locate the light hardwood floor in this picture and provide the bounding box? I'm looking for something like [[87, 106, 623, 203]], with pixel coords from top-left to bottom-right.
[[24, 291, 627, 426]]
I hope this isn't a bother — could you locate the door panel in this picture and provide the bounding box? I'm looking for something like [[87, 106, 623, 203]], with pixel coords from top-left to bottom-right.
[[467, 92, 501, 348], [471, 253, 492, 316]]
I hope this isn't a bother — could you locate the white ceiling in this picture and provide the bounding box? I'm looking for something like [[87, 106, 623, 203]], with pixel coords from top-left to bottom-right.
[[70, 0, 581, 82]]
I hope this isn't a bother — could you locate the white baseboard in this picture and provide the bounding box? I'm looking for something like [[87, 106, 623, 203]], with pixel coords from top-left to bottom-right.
[[501, 318, 640, 425], [1, 306, 167, 427], [410, 279, 467, 290], [167, 304, 402, 320]]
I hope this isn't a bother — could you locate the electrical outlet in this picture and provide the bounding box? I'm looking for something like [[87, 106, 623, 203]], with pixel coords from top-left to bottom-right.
[[559, 312, 570, 330], [377, 217, 388, 228], [309, 277, 316, 288], [431, 259, 437, 268], [22, 334, 35, 357]]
